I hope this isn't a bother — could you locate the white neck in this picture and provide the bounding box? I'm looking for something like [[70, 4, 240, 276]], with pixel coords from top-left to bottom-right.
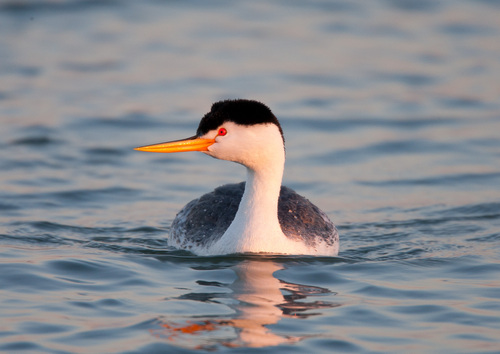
[[216, 154, 285, 253], [203, 123, 289, 254], [199, 122, 311, 255]]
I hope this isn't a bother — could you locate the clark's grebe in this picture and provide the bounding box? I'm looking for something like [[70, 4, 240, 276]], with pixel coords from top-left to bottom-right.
[[135, 99, 338, 256]]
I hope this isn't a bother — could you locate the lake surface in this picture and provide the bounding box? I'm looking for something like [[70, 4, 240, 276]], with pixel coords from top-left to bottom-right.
[[1, 0, 500, 352]]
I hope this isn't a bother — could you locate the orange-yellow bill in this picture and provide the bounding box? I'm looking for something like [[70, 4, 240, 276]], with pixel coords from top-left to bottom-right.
[[134, 135, 215, 153]]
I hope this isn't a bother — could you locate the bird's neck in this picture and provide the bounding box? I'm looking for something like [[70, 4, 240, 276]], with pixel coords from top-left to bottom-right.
[[217, 149, 286, 253], [242, 162, 284, 225]]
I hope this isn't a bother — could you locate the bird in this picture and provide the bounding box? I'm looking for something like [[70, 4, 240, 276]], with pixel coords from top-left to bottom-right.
[[135, 99, 339, 256]]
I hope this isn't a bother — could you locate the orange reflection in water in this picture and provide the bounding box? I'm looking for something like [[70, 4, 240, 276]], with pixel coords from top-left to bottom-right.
[[151, 260, 339, 349]]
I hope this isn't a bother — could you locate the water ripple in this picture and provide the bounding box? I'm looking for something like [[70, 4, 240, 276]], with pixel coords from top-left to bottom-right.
[[358, 172, 500, 187], [0, 0, 120, 13], [1, 0, 499, 352]]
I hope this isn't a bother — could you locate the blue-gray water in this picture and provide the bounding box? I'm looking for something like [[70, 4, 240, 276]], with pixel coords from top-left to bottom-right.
[[1, 0, 500, 352]]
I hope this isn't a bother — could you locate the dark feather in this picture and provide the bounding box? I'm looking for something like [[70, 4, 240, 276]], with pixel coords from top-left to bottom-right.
[[196, 99, 284, 141]]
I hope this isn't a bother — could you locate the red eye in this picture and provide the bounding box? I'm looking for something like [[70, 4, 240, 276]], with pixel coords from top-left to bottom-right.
[[218, 128, 227, 136]]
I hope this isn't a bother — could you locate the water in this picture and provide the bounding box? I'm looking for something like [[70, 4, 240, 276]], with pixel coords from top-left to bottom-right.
[[1, 0, 500, 352]]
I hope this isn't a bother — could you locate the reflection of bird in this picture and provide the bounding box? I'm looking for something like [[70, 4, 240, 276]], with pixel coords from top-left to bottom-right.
[[152, 260, 338, 349], [135, 99, 339, 256]]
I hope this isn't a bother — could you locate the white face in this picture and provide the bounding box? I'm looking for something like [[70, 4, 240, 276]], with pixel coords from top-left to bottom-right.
[[200, 122, 285, 170]]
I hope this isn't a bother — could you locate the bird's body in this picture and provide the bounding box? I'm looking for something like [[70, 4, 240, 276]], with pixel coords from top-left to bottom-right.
[[170, 182, 338, 256], [135, 99, 339, 256]]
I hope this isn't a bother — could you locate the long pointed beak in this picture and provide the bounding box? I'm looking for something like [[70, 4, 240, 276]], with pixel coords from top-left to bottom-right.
[[134, 135, 215, 153]]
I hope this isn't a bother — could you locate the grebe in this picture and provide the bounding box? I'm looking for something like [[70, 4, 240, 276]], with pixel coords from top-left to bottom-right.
[[135, 99, 338, 256]]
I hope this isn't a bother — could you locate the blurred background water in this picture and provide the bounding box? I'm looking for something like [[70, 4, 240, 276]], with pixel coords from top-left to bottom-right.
[[1, 0, 500, 352]]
